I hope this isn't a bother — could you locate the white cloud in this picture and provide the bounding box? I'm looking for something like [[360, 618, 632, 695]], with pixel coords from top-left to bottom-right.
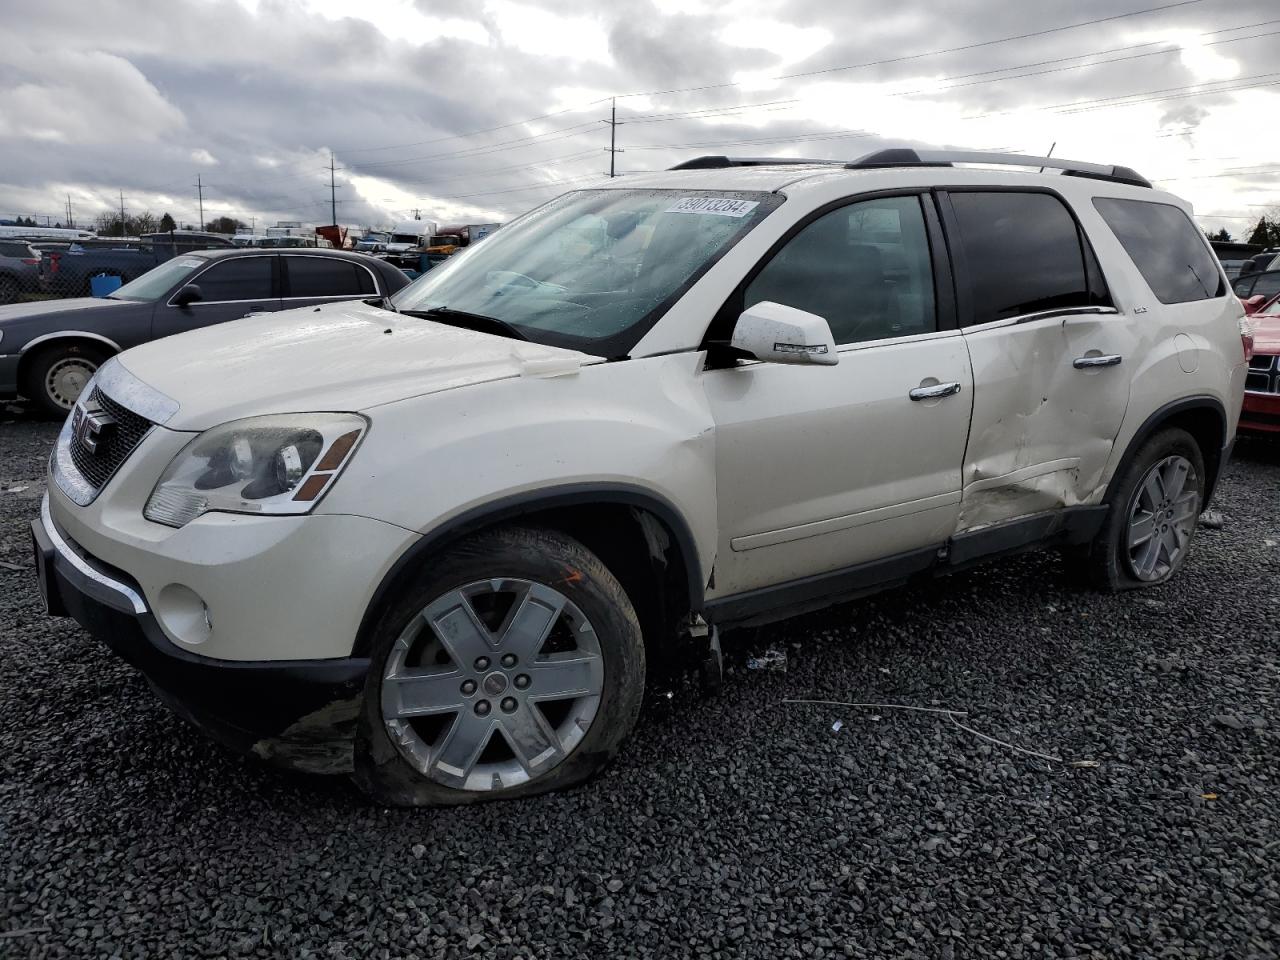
[[484, 1, 610, 64], [1126, 28, 1242, 83], [0, 46, 186, 144], [720, 19, 832, 65], [299, 0, 489, 45]]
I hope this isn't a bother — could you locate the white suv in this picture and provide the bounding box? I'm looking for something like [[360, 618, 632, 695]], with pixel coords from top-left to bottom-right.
[[32, 149, 1248, 805]]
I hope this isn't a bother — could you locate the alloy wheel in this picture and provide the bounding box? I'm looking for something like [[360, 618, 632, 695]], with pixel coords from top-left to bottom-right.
[[1126, 454, 1199, 582], [381, 578, 604, 792]]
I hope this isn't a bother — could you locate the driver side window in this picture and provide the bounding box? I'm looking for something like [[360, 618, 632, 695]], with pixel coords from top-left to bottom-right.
[[744, 195, 937, 345]]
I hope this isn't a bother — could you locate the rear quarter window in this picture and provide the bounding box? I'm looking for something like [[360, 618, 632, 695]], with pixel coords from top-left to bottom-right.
[[1092, 197, 1224, 304]]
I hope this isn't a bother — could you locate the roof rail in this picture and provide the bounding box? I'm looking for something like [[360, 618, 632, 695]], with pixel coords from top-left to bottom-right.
[[847, 148, 1151, 188], [668, 155, 840, 170]]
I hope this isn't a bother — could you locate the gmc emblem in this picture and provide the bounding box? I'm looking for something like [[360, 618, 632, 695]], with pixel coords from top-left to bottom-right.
[[73, 403, 117, 456]]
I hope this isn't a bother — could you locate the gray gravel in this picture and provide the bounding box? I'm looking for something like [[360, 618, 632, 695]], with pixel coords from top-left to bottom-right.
[[2, 405, 1278, 959]]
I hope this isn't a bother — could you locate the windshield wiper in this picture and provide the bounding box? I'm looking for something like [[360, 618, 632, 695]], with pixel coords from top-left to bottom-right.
[[399, 306, 529, 342]]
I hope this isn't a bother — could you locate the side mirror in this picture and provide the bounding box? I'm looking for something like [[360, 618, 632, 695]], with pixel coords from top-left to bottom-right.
[[173, 283, 203, 306], [730, 301, 838, 366]]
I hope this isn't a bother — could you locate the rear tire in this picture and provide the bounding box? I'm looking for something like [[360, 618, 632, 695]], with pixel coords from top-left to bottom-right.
[[353, 526, 646, 807], [1074, 427, 1205, 591], [0, 276, 18, 305], [21, 343, 109, 418]]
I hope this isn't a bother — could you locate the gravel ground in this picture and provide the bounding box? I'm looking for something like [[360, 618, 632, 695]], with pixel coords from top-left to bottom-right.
[[1, 405, 1277, 959]]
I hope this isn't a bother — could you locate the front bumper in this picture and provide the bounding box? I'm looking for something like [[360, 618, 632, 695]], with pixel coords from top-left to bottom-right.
[[0, 353, 18, 396], [33, 495, 372, 773], [1240, 390, 1280, 435]]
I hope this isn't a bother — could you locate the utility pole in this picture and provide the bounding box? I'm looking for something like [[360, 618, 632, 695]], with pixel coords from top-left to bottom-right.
[[196, 175, 205, 231], [119, 190, 127, 237], [250, 215, 256, 232], [329, 152, 338, 227], [603, 97, 624, 178], [65, 194, 73, 228]]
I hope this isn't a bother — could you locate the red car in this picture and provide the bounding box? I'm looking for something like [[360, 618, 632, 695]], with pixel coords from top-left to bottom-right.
[[1242, 293, 1280, 435]]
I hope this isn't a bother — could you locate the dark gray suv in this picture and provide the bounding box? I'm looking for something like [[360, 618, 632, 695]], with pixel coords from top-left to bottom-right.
[[0, 248, 408, 415], [0, 240, 44, 304]]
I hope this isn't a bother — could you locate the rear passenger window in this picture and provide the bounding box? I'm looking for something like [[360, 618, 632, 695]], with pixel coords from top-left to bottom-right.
[[744, 195, 936, 345], [287, 257, 376, 297], [949, 191, 1102, 325], [1093, 197, 1224, 304]]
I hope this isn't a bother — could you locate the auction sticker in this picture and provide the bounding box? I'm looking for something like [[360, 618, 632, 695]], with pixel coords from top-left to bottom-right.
[[665, 197, 760, 218]]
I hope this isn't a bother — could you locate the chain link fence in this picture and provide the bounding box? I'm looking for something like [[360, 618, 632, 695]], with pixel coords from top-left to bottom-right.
[[0, 235, 242, 305]]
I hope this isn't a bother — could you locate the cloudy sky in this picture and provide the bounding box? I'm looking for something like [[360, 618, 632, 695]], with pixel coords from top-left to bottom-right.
[[2, 0, 1279, 237]]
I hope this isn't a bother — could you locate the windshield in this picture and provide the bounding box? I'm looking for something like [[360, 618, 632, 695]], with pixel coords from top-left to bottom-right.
[[390, 233, 420, 245], [391, 188, 781, 356], [109, 256, 207, 301]]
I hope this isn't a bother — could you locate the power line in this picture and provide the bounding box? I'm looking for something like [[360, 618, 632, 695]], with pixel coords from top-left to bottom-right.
[[611, 0, 1211, 100], [316, 0, 1209, 161]]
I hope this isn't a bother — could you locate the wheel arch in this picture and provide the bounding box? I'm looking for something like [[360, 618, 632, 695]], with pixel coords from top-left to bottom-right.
[[1104, 396, 1228, 507], [352, 484, 705, 661], [17, 331, 120, 391]]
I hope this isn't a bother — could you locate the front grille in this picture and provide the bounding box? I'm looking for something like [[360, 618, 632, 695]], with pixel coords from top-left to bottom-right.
[[1246, 354, 1279, 395], [66, 385, 154, 491]]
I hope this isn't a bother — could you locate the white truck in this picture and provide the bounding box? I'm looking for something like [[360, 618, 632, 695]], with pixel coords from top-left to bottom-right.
[[385, 219, 439, 265]]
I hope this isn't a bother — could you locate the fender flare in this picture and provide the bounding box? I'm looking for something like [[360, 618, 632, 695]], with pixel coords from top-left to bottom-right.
[[352, 483, 705, 656], [1103, 395, 1229, 506]]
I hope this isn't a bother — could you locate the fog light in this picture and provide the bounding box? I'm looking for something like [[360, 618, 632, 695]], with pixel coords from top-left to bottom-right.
[[155, 584, 213, 646]]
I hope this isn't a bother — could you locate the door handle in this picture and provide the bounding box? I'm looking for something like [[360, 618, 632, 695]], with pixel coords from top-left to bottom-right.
[[1073, 354, 1123, 369], [909, 381, 963, 401]]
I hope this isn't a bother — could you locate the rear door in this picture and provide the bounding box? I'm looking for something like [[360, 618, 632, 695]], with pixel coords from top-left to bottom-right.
[[281, 254, 380, 308], [940, 189, 1134, 530], [160, 254, 281, 335]]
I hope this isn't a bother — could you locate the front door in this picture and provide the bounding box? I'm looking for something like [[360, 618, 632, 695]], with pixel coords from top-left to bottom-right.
[[940, 189, 1134, 530], [160, 254, 280, 336], [703, 194, 973, 597]]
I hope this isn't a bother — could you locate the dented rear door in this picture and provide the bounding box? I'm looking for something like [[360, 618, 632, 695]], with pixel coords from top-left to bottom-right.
[[940, 189, 1134, 530]]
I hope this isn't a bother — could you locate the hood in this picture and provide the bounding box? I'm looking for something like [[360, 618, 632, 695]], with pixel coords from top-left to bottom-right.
[[1253, 312, 1280, 355], [0, 296, 132, 324], [0, 297, 139, 350], [111, 299, 601, 430]]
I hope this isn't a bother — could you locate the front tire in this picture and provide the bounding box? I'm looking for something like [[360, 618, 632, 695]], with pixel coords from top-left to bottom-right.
[[353, 526, 645, 806], [1077, 427, 1205, 591], [22, 343, 109, 418]]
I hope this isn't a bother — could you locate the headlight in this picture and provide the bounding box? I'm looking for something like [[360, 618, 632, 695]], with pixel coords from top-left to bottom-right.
[[144, 413, 367, 528]]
